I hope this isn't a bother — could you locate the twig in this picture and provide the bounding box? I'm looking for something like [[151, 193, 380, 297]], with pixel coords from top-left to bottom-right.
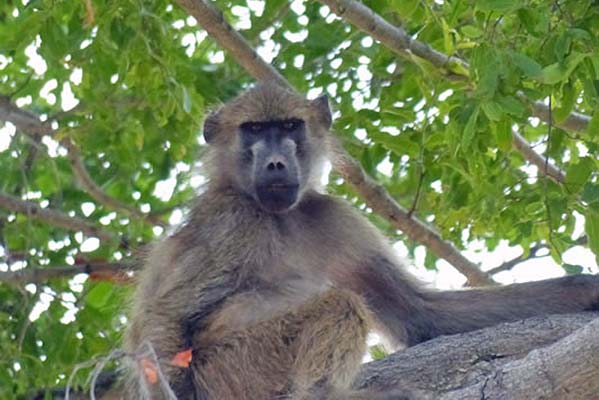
[[487, 236, 587, 275], [0, 191, 115, 243], [0, 261, 135, 284], [173, 0, 494, 286], [486, 242, 546, 276], [89, 349, 123, 400], [66, 350, 126, 400]]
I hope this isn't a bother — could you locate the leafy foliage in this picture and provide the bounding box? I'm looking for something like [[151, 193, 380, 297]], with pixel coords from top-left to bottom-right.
[[0, 0, 598, 397]]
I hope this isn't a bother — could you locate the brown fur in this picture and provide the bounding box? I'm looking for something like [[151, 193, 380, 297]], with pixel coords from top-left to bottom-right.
[[124, 82, 599, 399]]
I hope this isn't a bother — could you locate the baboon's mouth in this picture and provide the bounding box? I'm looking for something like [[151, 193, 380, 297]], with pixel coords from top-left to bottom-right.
[[264, 183, 299, 192], [256, 183, 299, 213]]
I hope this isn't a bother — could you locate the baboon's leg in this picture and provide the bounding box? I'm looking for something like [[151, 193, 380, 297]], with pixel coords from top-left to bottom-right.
[[192, 289, 372, 400], [289, 289, 371, 396], [288, 290, 413, 400]]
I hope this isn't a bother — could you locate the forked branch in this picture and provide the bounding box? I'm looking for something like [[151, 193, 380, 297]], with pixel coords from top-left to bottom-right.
[[318, 0, 584, 184]]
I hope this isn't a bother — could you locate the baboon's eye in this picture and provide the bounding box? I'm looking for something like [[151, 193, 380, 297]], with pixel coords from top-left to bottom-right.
[[241, 122, 264, 134], [248, 123, 263, 133], [282, 119, 301, 131]]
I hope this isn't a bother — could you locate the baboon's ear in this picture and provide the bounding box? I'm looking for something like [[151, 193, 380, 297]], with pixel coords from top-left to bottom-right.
[[312, 95, 332, 129], [203, 111, 220, 144]]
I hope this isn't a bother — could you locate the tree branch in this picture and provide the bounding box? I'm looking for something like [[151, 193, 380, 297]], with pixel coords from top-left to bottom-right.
[[511, 131, 566, 183], [355, 313, 599, 399], [175, 0, 290, 89], [330, 139, 493, 286], [62, 140, 166, 227], [0, 191, 116, 243], [318, 0, 579, 184], [517, 92, 592, 133], [0, 98, 166, 227], [173, 0, 494, 286], [486, 242, 547, 276], [0, 95, 54, 135], [40, 312, 599, 399], [0, 261, 135, 285], [321, 0, 470, 75]]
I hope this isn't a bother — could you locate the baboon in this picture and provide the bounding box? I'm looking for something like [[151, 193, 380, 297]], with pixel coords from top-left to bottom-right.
[[125, 82, 599, 399]]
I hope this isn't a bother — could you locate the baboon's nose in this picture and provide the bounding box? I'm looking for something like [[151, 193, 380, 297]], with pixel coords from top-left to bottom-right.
[[267, 160, 286, 171]]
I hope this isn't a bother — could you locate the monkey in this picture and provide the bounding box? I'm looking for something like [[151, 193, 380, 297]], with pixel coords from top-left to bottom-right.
[[124, 81, 599, 400]]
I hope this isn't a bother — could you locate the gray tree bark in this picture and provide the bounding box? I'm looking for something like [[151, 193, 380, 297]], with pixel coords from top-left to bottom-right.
[[355, 313, 599, 400]]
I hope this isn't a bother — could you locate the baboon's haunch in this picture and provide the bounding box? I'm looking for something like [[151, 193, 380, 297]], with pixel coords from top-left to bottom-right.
[[125, 82, 599, 399]]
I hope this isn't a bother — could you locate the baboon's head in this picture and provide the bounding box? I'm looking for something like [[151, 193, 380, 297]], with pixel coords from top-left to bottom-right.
[[202, 82, 332, 213]]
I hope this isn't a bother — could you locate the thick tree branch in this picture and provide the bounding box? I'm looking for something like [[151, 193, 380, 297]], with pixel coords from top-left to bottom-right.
[[0, 95, 54, 135], [516, 92, 592, 133], [0, 261, 135, 285], [330, 140, 493, 286], [0, 191, 115, 243], [0, 98, 166, 227], [321, 0, 469, 75], [512, 131, 566, 183], [175, 0, 290, 89], [319, 0, 579, 184], [173, 0, 494, 286], [355, 313, 599, 399]]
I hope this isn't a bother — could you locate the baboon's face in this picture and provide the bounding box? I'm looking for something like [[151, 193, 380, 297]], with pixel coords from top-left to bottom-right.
[[238, 117, 306, 213], [203, 83, 332, 214]]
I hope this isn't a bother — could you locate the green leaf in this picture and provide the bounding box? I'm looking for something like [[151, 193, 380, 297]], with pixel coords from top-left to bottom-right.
[[538, 63, 564, 84], [509, 52, 542, 78], [369, 131, 420, 158], [585, 210, 599, 257], [86, 282, 115, 310], [389, 0, 419, 18], [585, 112, 599, 136], [554, 82, 577, 123], [441, 19, 454, 55], [495, 96, 524, 116], [554, 32, 572, 62], [481, 100, 503, 121], [565, 156, 594, 193], [368, 344, 388, 360], [461, 25, 483, 38], [562, 263, 583, 275], [493, 118, 513, 151], [538, 53, 588, 84], [182, 86, 192, 114], [462, 106, 480, 148], [477, 0, 522, 13], [582, 183, 599, 205]]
